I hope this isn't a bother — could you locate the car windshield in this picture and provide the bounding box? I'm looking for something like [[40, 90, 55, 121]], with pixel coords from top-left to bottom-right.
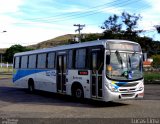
[[106, 51, 143, 81]]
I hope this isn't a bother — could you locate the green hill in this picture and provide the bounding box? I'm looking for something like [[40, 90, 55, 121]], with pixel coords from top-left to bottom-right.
[[27, 33, 102, 49], [0, 33, 160, 57], [0, 33, 101, 53]]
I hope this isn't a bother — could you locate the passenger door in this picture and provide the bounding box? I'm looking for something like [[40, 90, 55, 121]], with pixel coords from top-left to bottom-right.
[[91, 49, 103, 98], [57, 54, 67, 93]]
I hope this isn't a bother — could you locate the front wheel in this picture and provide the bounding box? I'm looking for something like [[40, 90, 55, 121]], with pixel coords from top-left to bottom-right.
[[73, 86, 84, 99]]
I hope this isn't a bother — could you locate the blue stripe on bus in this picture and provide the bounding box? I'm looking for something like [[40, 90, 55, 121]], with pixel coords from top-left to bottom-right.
[[115, 82, 128, 86], [13, 69, 47, 82]]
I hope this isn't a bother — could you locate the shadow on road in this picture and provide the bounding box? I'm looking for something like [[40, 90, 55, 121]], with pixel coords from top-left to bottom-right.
[[143, 84, 160, 100], [0, 86, 128, 108]]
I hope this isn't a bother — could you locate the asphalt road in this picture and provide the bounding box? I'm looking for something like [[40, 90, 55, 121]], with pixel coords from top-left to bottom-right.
[[0, 79, 160, 123]]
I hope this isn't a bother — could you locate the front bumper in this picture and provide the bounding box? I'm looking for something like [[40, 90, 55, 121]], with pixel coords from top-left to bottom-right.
[[103, 84, 144, 102]]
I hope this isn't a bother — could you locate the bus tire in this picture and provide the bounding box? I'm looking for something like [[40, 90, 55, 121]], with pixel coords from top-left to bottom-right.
[[72, 84, 84, 99], [28, 79, 35, 93]]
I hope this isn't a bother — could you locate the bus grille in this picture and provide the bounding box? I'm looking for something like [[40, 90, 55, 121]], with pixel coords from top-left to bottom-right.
[[117, 82, 138, 87]]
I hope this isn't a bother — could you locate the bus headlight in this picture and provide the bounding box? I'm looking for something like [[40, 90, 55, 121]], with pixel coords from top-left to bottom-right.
[[108, 83, 118, 92], [137, 82, 144, 91], [137, 86, 143, 91]]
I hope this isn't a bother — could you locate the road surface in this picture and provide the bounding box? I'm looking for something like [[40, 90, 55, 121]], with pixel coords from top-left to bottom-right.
[[0, 79, 159, 124]]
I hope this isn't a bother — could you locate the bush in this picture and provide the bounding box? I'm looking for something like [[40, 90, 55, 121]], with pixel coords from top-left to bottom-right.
[[151, 55, 160, 68]]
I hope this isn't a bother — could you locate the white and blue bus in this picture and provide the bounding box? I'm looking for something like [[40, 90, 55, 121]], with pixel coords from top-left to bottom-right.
[[13, 39, 144, 102]]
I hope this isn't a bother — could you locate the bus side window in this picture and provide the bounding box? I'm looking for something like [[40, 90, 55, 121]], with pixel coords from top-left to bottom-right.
[[15, 56, 20, 69], [75, 48, 86, 69], [47, 52, 55, 69], [68, 50, 73, 69], [91, 48, 104, 74], [37, 53, 47, 69], [28, 55, 37, 69], [21, 56, 28, 69], [92, 53, 97, 70]]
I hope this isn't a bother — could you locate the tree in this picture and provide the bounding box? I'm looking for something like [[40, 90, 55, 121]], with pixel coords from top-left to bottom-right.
[[101, 14, 122, 39], [155, 25, 160, 33], [4, 44, 33, 63], [121, 12, 142, 38], [101, 12, 142, 40], [101, 14, 122, 34]]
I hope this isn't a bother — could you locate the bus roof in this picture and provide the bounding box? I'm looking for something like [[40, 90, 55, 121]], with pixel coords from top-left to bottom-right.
[[14, 39, 139, 56]]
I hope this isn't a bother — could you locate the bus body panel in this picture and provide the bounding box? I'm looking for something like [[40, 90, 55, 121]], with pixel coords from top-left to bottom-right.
[[66, 70, 91, 98], [13, 69, 57, 93]]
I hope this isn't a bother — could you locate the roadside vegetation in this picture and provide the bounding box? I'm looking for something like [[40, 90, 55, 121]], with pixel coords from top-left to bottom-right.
[[0, 66, 12, 79], [144, 72, 160, 84]]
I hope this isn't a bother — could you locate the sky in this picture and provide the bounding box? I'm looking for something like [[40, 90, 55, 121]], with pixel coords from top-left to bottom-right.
[[0, 0, 160, 48]]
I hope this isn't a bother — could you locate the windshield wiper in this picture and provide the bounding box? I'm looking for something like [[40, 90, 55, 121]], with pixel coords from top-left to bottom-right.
[[115, 50, 123, 68], [128, 55, 131, 69]]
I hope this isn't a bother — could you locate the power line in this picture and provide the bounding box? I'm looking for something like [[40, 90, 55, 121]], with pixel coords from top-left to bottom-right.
[[21, 0, 123, 21], [36, 0, 139, 22], [15, 0, 142, 25]]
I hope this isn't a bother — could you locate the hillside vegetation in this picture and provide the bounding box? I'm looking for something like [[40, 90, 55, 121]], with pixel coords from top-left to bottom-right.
[[0, 33, 160, 56], [27, 33, 102, 49]]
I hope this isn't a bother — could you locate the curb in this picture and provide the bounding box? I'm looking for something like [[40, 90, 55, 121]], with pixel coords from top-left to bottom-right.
[[0, 78, 12, 80], [144, 80, 160, 84]]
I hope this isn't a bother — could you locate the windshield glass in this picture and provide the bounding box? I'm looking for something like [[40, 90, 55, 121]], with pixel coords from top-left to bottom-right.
[[106, 51, 143, 81]]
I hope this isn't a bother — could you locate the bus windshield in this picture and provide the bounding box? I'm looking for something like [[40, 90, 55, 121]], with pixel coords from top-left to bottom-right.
[[106, 51, 143, 81]]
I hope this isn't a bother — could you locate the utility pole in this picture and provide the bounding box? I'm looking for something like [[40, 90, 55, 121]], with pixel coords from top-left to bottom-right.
[[73, 24, 85, 42]]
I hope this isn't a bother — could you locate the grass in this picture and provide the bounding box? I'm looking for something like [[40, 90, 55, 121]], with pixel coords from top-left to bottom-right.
[[144, 72, 160, 83], [0, 67, 12, 79], [0, 67, 12, 72]]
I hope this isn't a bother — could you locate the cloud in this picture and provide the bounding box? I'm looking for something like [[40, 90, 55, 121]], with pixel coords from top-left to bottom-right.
[[0, 0, 24, 13], [0, 25, 67, 48], [0, 0, 25, 31], [138, 0, 160, 30]]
